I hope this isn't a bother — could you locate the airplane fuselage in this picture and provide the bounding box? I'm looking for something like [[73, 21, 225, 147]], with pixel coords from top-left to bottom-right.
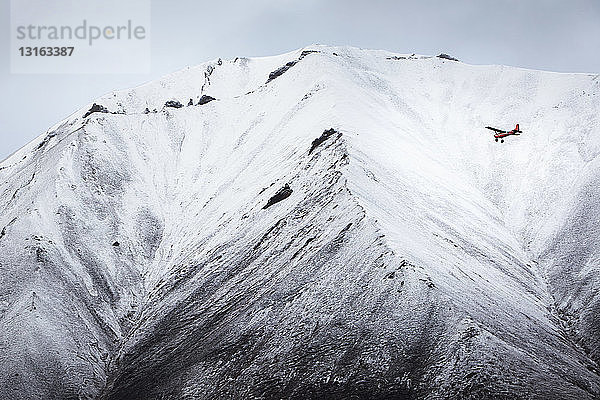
[[494, 130, 521, 138]]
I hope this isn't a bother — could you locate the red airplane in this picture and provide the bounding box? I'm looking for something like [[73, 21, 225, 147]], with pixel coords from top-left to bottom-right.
[[485, 124, 522, 143]]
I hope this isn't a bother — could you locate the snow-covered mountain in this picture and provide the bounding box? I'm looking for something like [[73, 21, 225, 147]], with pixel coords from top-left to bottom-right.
[[1, 45, 600, 399]]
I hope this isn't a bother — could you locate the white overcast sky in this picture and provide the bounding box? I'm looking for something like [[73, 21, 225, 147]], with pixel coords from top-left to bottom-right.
[[1, 0, 599, 160]]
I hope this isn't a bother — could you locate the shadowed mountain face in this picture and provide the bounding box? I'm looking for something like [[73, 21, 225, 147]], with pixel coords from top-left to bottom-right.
[[1, 46, 600, 399]]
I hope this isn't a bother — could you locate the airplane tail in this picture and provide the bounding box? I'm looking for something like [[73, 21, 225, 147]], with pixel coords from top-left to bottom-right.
[[515, 123, 520, 131]]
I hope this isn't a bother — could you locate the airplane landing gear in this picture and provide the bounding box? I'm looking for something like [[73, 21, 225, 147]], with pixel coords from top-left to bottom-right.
[[501, 139, 504, 143], [495, 138, 498, 142]]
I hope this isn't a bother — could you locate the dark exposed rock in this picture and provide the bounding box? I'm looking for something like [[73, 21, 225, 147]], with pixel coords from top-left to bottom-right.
[[188, 99, 194, 106], [387, 54, 420, 60], [164, 100, 184, 109], [36, 138, 48, 149], [265, 50, 319, 84], [10, 172, 35, 200], [385, 270, 396, 279], [291, 236, 316, 259], [309, 128, 340, 154], [420, 278, 436, 288], [437, 53, 460, 61], [0, 219, 13, 241], [83, 103, 109, 119], [300, 50, 319, 59], [266, 61, 298, 83], [198, 95, 216, 105], [112, 241, 120, 247], [262, 184, 293, 209], [143, 107, 150, 114]]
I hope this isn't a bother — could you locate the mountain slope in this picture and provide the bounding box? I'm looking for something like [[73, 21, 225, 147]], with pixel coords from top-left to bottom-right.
[[1, 45, 600, 399]]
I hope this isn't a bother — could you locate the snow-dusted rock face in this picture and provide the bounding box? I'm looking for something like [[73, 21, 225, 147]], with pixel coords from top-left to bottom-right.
[[1, 45, 600, 399]]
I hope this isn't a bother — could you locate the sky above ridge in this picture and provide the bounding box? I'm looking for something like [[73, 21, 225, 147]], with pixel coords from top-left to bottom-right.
[[1, 0, 599, 160]]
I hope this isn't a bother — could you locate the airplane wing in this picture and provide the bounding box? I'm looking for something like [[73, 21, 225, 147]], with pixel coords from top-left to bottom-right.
[[485, 126, 505, 133]]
